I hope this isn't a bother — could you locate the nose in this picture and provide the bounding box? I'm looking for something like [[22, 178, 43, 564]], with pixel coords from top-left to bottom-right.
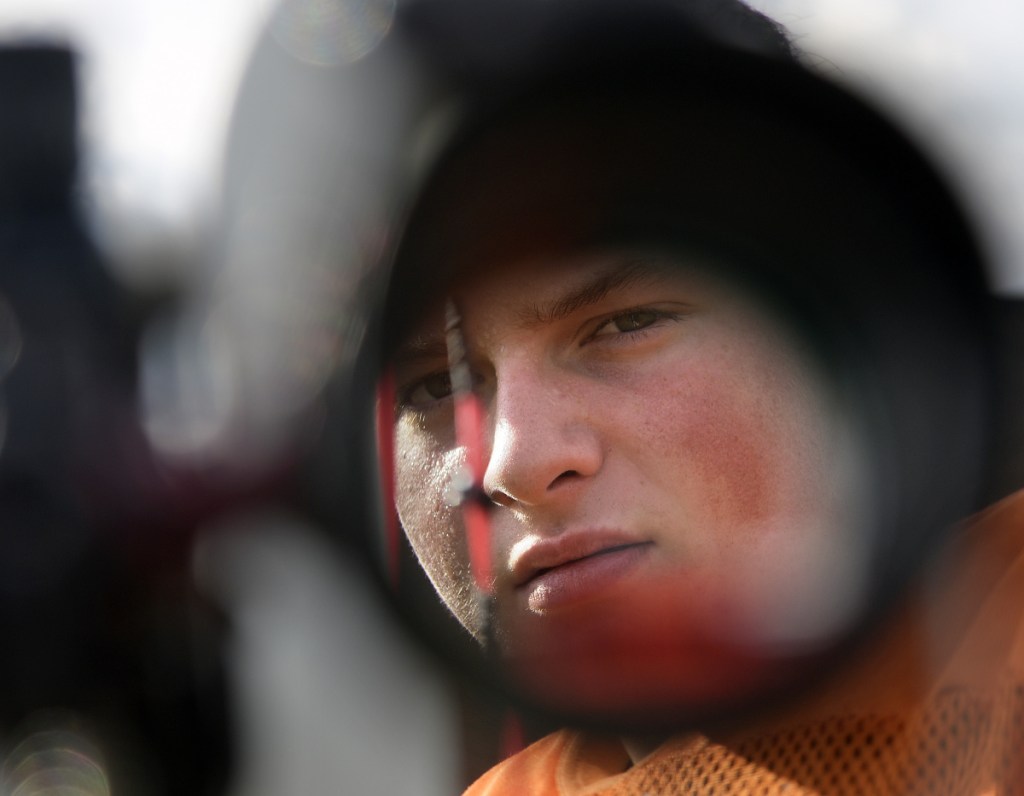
[[482, 359, 604, 508]]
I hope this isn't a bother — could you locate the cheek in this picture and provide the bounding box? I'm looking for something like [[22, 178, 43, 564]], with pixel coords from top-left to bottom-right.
[[395, 427, 457, 558], [636, 342, 830, 540], [645, 348, 863, 646], [652, 378, 770, 528], [394, 424, 475, 607]]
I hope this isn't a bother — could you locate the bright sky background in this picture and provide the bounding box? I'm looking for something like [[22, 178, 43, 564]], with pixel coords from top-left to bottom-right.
[[1, 0, 1023, 294]]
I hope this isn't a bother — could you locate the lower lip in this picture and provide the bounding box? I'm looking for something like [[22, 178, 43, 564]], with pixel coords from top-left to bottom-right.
[[518, 543, 653, 613]]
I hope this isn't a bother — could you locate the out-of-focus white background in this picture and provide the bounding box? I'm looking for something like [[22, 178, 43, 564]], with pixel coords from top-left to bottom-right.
[[755, 0, 1024, 297], [0, 0, 1022, 294], [0, 0, 279, 288]]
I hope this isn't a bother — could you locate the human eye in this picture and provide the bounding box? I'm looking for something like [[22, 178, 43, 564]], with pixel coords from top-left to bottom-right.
[[586, 307, 682, 342], [398, 369, 453, 410]]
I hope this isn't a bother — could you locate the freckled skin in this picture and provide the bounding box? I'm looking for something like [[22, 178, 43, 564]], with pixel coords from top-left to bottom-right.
[[391, 253, 854, 704]]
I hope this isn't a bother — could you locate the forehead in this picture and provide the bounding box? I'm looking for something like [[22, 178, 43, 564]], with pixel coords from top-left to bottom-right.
[[458, 253, 705, 309]]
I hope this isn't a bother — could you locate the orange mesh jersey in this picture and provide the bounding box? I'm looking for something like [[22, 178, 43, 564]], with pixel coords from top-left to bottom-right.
[[466, 491, 1024, 795]]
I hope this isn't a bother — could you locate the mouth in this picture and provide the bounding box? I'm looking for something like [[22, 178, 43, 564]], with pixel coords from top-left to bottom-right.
[[510, 532, 654, 613]]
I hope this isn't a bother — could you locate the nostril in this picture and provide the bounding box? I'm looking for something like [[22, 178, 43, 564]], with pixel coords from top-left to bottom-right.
[[550, 470, 580, 488], [488, 489, 515, 508]]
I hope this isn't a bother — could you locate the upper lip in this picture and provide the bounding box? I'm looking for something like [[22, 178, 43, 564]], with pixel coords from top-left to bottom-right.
[[509, 529, 651, 588]]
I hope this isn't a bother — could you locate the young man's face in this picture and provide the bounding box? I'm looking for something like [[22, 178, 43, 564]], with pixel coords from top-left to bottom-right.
[[390, 252, 862, 716]]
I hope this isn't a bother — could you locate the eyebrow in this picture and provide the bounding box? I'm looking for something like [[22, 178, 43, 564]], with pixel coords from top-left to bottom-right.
[[391, 335, 448, 366], [391, 258, 672, 364], [517, 259, 665, 327]]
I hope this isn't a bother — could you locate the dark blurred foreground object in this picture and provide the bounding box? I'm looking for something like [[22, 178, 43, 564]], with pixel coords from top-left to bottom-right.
[[215, 2, 1024, 786], [230, 0, 1001, 720], [0, 46, 231, 794]]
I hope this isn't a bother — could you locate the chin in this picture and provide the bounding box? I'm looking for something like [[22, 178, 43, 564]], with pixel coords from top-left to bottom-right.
[[495, 574, 831, 727]]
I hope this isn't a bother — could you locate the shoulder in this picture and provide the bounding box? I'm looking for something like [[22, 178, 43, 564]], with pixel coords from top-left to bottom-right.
[[934, 488, 1024, 679], [463, 728, 630, 796], [463, 729, 574, 796], [968, 487, 1024, 535], [932, 488, 1024, 631]]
